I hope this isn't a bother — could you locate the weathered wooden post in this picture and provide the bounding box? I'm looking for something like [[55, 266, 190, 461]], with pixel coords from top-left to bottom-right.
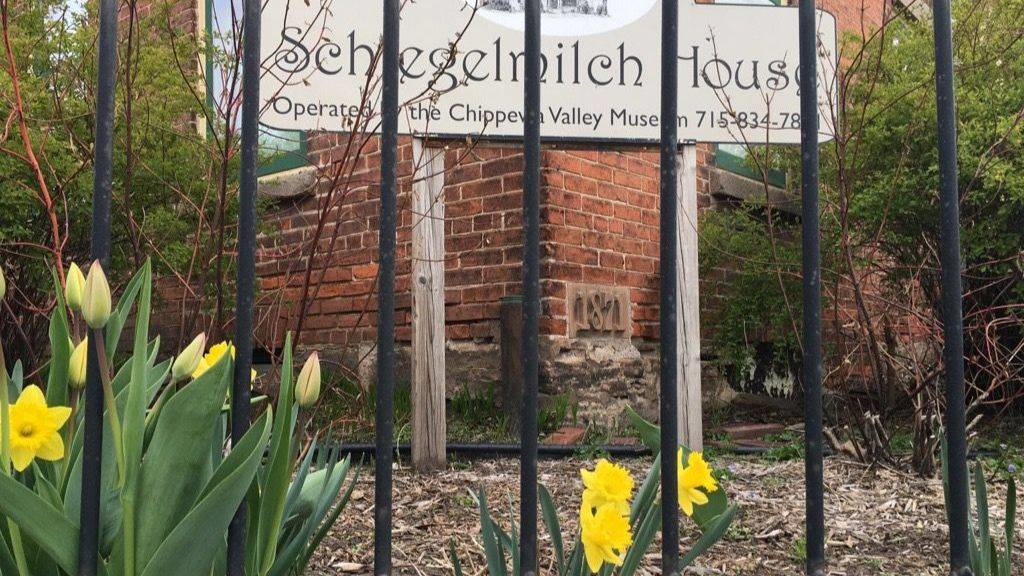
[[411, 138, 447, 471], [675, 143, 703, 452]]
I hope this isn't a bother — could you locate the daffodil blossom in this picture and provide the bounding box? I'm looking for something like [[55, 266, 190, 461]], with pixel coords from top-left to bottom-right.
[[581, 458, 634, 514], [3, 385, 72, 472], [677, 449, 719, 516], [580, 502, 633, 573]]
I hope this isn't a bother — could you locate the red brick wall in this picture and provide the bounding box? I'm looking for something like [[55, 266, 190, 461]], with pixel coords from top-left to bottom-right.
[[819, 0, 888, 38], [251, 140, 720, 354], [539, 146, 714, 340], [252, 138, 528, 351], [138, 0, 891, 373]]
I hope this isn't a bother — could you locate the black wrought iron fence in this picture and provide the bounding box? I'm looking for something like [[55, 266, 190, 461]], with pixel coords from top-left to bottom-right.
[[76, 0, 974, 575]]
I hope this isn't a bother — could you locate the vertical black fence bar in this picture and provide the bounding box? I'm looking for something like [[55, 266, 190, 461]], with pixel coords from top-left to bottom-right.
[[519, 1, 541, 574], [658, 1, 680, 574], [78, 0, 117, 572], [931, 2, 971, 574], [226, 0, 261, 571], [797, 1, 825, 575], [374, 0, 400, 573]]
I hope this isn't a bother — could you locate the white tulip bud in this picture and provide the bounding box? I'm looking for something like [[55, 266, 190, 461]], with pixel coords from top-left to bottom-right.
[[65, 263, 86, 312], [81, 261, 112, 330], [69, 337, 88, 389], [171, 333, 207, 383], [295, 352, 321, 409]]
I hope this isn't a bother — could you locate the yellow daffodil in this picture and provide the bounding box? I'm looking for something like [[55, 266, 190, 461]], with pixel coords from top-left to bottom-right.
[[677, 449, 719, 516], [3, 386, 72, 472], [580, 502, 633, 573], [192, 341, 256, 383], [581, 458, 634, 514]]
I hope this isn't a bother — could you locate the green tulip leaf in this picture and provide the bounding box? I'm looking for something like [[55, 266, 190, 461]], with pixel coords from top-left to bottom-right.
[[625, 406, 661, 452], [141, 411, 272, 576], [539, 484, 565, 575], [104, 264, 146, 362], [680, 503, 737, 569], [255, 334, 296, 575], [0, 472, 80, 574], [46, 268, 72, 408], [134, 347, 231, 568]]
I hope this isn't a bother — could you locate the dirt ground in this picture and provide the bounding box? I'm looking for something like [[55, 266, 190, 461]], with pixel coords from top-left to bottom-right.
[[311, 455, 1022, 575]]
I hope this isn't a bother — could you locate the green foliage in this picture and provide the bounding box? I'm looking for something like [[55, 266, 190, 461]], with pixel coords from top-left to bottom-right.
[[942, 435, 1019, 576], [833, 0, 1024, 307], [698, 205, 802, 378], [700, 0, 1024, 402], [0, 264, 354, 575], [1, 0, 245, 359]]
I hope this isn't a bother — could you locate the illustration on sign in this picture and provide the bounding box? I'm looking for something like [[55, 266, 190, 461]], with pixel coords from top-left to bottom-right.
[[260, 0, 837, 144], [483, 0, 609, 16], [472, 0, 658, 35]]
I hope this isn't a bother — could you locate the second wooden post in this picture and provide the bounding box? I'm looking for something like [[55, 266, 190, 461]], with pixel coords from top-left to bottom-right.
[[411, 138, 447, 471]]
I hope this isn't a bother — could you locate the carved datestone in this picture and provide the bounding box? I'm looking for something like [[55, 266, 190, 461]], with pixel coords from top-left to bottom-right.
[[566, 284, 631, 339]]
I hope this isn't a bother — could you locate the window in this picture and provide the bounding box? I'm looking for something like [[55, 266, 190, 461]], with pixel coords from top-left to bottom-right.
[[205, 0, 308, 177], [714, 0, 786, 188]]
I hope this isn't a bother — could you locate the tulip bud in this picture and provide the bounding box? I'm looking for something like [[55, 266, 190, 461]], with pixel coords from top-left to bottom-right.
[[171, 332, 207, 383], [295, 352, 321, 409], [81, 261, 111, 329], [69, 337, 88, 389], [65, 263, 86, 312], [0, 265, 6, 300]]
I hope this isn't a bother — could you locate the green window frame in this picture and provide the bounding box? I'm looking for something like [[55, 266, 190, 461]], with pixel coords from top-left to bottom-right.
[[715, 144, 787, 188], [714, 0, 787, 189], [204, 0, 308, 177]]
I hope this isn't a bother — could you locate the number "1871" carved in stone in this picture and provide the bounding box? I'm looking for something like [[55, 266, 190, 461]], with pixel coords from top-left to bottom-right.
[[567, 284, 631, 339]]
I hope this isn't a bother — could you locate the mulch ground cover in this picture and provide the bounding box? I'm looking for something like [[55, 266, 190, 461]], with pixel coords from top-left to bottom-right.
[[311, 455, 1022, 575]]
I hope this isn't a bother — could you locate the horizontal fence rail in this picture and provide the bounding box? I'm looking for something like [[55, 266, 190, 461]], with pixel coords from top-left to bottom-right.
[[67, 1, 974, 574]]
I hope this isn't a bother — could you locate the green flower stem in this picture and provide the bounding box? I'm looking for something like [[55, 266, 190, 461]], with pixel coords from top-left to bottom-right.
[[0, 346, 10, 476], [92, 331, 126, 486], [123, 495, 137, 575], [64, 388, 79, 470], [0, 346, 30, 576]]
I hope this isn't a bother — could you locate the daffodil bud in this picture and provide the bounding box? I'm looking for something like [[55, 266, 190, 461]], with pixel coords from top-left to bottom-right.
[[81, 261, 111, 330], [0, 265, 6, 300], [69, 337, 88, 389], [295, 352, 321, 409], [65, 263, 86, 312], [172, 332, 207, 383]]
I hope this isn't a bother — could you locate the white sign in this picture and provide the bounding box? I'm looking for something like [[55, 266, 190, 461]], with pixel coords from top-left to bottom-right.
[[260, 0, 837, 144]]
